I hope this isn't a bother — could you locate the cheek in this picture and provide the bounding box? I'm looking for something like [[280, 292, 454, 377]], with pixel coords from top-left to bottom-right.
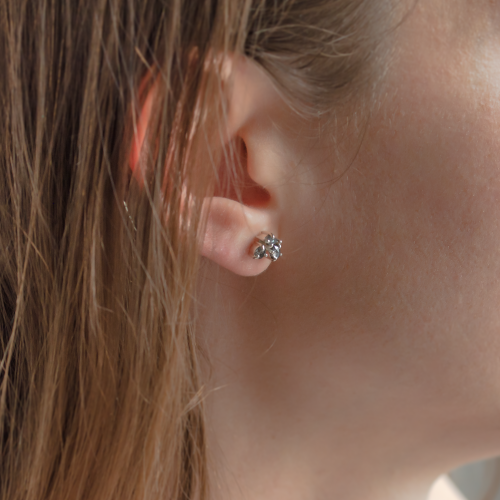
[[351, 99, 500, 316], [268, 1, 500, 431], [371, 112, 500, 269], [326, 67, 500, 383], [351, 0, 500, 332]]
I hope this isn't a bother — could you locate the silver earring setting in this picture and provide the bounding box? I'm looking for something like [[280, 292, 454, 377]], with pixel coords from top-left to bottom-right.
[[253, 233, 282, 262]]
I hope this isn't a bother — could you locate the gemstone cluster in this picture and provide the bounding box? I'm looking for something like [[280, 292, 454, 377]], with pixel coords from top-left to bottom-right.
[[253, 233, 282, 262]]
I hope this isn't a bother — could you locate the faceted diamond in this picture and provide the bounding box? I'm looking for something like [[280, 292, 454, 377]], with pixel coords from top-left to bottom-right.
[[269, 247, 280, 261], [254, 244, 266, 259]]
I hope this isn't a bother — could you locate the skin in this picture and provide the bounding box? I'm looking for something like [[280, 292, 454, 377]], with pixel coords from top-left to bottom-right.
[[196, 0, 500, 499]]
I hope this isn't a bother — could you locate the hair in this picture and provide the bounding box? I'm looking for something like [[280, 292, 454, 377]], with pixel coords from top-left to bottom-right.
[[0, 0, 394, 499]]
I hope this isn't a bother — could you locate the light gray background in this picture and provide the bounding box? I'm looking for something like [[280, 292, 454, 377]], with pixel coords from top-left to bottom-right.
[[450, 459, 500, 500]]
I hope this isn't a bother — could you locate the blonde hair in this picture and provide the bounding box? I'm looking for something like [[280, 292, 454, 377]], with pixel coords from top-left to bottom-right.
[[0, 0, 393, 499]]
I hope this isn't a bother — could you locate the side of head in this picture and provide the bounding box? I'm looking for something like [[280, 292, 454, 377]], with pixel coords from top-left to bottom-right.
[[0, 1, 395, 499]]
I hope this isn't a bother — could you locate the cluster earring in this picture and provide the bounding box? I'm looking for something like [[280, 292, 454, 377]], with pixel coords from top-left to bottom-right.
[[253, 232, 282, 262]]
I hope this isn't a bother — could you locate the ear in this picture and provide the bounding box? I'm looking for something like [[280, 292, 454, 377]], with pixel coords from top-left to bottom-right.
[[129, 57, 288, 276], [199, 56, 288, 276]]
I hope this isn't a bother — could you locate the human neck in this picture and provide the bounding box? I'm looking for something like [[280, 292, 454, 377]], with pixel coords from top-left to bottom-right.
[[205, 401, 436, 500], [202, 357, 441, 500], [196, 266, 484, 500]]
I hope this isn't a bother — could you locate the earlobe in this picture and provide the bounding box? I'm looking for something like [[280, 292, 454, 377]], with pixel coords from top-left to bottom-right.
[[200, 197, 277, 276]]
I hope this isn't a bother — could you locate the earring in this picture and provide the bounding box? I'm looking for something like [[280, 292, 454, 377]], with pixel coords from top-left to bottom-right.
[[253, 232, 282, 262]]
